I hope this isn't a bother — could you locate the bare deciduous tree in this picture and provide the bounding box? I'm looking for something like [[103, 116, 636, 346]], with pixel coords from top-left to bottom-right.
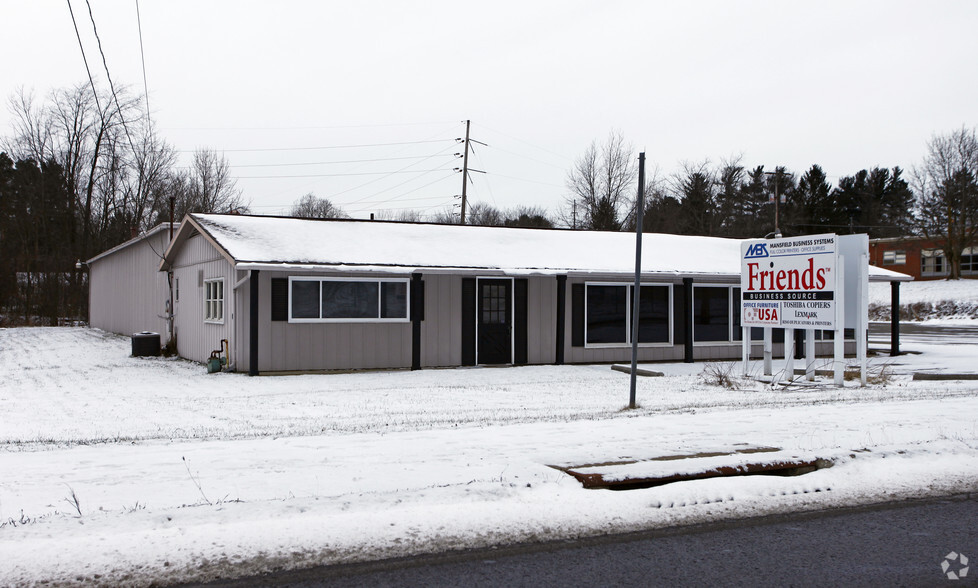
[[290, 192, 347, 219], [151, 148, 248, 224], [564, 131, 636, 231], [188, 148, 245, 214], [914, 126, 978, 278], [465, 202, 504, 226], [429, 207, 459, 224], [373, 208, 427, 222]]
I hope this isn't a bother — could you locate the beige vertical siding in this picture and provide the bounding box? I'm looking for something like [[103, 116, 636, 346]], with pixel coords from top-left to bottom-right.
[[420, 273, 462, 367], [170, 234, 235, 364], [89, 230, 171, 339], [237, 270, 412, 373], [526, 276, 557, 364]]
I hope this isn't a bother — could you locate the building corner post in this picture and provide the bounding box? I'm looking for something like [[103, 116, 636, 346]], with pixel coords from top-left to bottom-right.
[[411, 273, 423, 370], [555, 275, 567, 365], [249, 269, 260, 376], [683, 277, 694, 363]]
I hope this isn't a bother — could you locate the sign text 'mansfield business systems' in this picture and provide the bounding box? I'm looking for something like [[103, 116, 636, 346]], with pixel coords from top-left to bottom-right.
[[740, 234, 837, 329]]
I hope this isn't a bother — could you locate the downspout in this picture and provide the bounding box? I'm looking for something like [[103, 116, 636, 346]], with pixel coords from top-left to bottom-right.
[[167, 270, 174, 345], [228, 270, 252, 371]]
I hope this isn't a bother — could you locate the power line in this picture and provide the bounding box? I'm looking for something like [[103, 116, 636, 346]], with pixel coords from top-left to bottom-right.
[[176, 139, 454, 154], [338, 165, 454, 206], [65, 0, 104, 117], [469, 144, 498, 207], [135, 0, 150, 118], [343, 173, 457, 212], [234, 168, 453, 179], [479, 123, 572, 164], [482, 142, 568, 171], [84, 0, 140, 159], [221, 154, 453, 169], [487, 171, 564, 188], [238, 125, 460, 209], [163, 120, 458, 132], [328, 141, 461, 203]]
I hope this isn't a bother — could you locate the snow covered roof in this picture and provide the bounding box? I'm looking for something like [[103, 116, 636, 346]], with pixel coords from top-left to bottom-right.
[[163, 213, 912, 282]]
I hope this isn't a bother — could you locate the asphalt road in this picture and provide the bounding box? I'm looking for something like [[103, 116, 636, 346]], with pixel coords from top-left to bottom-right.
[[199, 494, 978, 588], [869, 321, 978, 345]]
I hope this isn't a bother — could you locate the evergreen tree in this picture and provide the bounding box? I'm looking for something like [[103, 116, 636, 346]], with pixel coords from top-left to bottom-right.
[[834, 167, 914, 237], [786, 164, 837, 234]]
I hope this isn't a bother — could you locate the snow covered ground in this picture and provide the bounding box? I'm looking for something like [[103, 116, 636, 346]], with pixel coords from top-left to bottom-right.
[[869, 278, 978, 321], [2, 325, 978, 586]]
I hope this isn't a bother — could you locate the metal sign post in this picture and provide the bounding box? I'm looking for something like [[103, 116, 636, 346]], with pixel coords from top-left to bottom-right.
[[628, 152, 645, 409]]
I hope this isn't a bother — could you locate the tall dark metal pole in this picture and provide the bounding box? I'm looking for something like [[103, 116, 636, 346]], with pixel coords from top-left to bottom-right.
[[460, 119, 471, 225], [774, 175, 781, 238], [764, 170, 783, 238], [890, 280, 901, 356], [629, 152, 646, 409]]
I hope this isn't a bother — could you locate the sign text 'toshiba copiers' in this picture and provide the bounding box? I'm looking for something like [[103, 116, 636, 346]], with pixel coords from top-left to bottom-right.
[[740, 234, 838, 329]]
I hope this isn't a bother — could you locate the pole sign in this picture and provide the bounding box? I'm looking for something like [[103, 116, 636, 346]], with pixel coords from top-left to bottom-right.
[[740, 234, 838, 329]]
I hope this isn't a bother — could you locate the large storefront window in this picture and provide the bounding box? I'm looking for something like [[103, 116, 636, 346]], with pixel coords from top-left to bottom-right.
[[585, 283, 672, 346], [692, 285, 732, 342], [289, 278, 409, 322]]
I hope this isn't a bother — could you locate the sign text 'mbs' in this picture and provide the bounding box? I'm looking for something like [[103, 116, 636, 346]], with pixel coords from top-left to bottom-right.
[[740, 234, 838, 329]]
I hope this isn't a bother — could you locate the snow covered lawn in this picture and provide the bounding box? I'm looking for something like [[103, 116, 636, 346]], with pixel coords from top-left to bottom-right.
[[2, 327, 978, 586], [869, 278, 978, 321]]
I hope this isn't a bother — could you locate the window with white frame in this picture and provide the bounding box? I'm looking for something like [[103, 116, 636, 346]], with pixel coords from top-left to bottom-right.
[[289, 277, 409, 322], [203, 278, 224, 323], [921, 249, 945, 275], [962, 247, 976, 274], [882, 250, 906, 265], [584, 282, 671, 346]]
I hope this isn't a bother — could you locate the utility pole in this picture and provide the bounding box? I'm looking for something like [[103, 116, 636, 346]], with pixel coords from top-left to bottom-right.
[[764, 170, 785, 238], [169, 195, 175, 241], [460, 120, 471, 225], [456, 120, 486, 225]]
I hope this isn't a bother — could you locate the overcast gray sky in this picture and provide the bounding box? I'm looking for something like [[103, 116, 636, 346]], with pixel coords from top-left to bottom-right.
[[2, 0, 976, 219]]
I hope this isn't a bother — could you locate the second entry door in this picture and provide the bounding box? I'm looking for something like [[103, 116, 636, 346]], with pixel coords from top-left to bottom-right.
[[477, 279, 512, 364]]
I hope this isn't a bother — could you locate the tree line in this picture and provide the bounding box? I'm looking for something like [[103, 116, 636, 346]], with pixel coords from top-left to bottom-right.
[[562, 130, 977, 278], [1, 82, 975, 324], [0, 83, 246, 325]]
